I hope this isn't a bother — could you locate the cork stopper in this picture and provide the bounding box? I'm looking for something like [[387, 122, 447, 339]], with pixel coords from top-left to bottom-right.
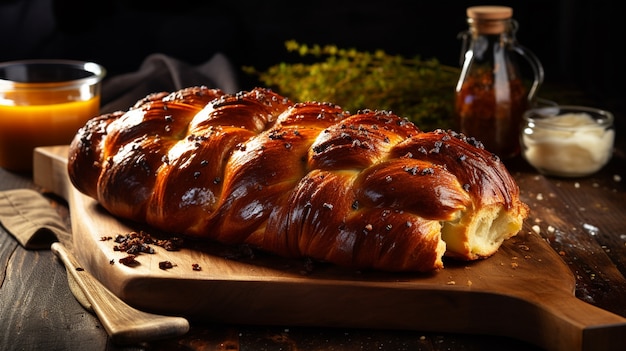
[[467, 6, 513, 34]]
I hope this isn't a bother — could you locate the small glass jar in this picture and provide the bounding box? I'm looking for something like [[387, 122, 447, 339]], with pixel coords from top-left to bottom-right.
[[0, 59, 105, 172], [520, 105, 615, 177]]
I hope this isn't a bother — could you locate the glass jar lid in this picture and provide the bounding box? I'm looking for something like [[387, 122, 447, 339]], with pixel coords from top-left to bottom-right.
[[467, 6, 513, 34]]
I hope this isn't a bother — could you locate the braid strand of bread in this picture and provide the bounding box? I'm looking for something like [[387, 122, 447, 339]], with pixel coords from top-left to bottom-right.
[[68, 86, 528, 272]]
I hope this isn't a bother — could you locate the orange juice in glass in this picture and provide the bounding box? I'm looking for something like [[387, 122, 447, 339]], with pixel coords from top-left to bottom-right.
[[0, 60, 105, 172]]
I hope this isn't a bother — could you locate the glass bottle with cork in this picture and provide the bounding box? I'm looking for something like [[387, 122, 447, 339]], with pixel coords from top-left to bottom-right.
[[455, 5, 544, 159]]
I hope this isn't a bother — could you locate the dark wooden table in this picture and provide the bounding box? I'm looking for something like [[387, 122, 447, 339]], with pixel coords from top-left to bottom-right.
[[1, 139, 625, 351]]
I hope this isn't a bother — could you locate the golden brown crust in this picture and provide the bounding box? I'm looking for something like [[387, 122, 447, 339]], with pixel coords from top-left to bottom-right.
[[68, 87, 528, 272]]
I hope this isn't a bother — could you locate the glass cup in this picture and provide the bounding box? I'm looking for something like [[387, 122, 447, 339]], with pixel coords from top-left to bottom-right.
[[0, 59, 106, 172], [520, 105, 615, 177]]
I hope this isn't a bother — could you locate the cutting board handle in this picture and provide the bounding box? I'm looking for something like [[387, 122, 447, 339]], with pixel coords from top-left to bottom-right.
[[493, 290, 626, 351]]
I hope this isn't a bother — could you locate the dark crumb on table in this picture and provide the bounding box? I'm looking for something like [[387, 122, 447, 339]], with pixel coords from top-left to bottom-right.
[[192, 263, 202, 271]]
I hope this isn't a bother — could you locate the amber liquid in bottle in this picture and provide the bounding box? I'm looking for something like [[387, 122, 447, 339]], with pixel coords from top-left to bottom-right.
[[455, 57, 529, 159]]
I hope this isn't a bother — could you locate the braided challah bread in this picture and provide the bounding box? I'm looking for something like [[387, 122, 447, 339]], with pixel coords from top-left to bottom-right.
[[68, 86, 528, 272]]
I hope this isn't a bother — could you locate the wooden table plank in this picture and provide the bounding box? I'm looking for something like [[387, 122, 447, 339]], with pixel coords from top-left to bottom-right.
[[508, 156, 626, 319], [0, 240, 111, 350]]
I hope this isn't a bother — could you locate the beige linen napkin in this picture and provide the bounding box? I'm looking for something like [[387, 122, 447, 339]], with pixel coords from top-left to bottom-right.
[[0, 189, 71, 249]]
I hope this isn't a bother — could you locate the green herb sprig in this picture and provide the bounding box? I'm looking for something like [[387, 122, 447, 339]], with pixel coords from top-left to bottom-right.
[[243, 40, 460, 131]]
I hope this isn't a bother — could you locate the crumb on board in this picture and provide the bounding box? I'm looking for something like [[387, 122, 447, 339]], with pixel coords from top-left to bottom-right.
[[112, 230, 183, 254], [159, 261, 175, 270], [104, 231, 184, 268], [119, 254, 138, 266]]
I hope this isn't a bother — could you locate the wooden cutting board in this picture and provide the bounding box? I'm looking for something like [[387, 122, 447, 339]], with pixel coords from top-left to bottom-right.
[[33, 145, 626, 351]]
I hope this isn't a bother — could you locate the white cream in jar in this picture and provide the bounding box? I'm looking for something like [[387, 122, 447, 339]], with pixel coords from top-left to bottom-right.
[[520, 106, 615, 177]]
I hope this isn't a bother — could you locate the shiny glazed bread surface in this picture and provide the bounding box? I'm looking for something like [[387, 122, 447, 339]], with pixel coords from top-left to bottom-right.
[[68, 86, 528, 272]]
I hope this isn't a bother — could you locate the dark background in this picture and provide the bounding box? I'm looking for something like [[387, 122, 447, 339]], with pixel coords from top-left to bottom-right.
[[1, 0, 624, 125]]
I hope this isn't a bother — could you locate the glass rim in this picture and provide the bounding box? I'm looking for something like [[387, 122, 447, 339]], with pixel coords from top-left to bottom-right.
[[523, 105, 614, 129], [0, 59, 106, 90]]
